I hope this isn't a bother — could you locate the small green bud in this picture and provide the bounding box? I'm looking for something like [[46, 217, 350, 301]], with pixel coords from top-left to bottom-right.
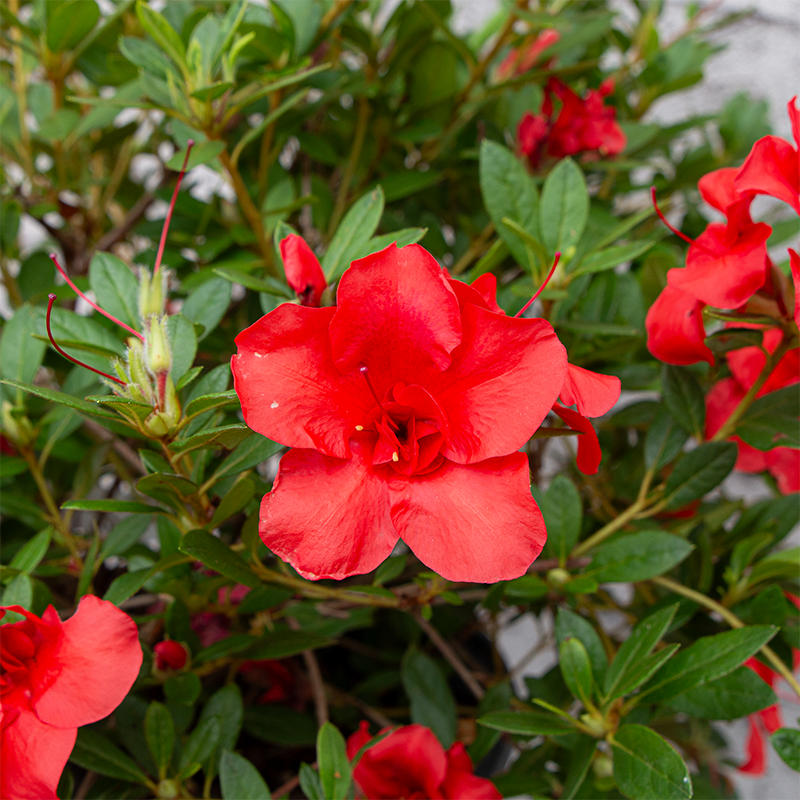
[[1, 401, 35, 446], [126, 340, 154, 404], [144, 315, 172, 376], [145, 411, 170, 437], [547, 567, 571, 588], [580, 712, 609, 737], [162, 374, 181, 426], [156, 779, 179, 799], [593, 754, 614, 779], [138, 266, 167, 319]]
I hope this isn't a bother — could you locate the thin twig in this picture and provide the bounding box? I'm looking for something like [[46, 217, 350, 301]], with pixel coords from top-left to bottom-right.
[[414, 610, 485, 701], [326, 683, 393, 728], [288, 618, 328, 726]]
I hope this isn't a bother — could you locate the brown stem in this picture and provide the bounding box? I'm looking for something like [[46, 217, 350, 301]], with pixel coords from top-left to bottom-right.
[[218, 148, 278, 275], [289, 617, 329, 726], [414, 610, 485, 701]]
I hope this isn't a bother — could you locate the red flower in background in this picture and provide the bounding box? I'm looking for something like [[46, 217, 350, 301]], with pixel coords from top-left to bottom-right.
[[233, 243, 569, 582], [705, 329, 800, 494], [280, 233, 327, 307], [346, 722, 501, 800], [496, 29, 560, 81], [0, 596, 142, 800], [154, 639, 188, 671], [518, 77, 627, 168]]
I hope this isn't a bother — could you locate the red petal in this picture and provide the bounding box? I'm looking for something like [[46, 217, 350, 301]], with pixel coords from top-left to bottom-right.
[[346, 720, 373, 760], [470, 273, 503, 313], [560, 363, 621, 417], [329, 244, 462, 392], [259, 439, 399, 580], [739, 717, 766, 775], [443, 742, 502, 798], [767, 448, 800, 494], [280, 234, 327, 307], [32, 595, 142, 729], [433, 304, 566, 464], [698, 167, 744, 212], [668, 222, 771, 309], [790, 248, 800, 326], [551, 404, 603, 475], [233, 304, 371, 459], [735, 135, 800, 214], [645, 286, 713, 366], [389, 452, 546, 582], [759, 703, 783, 734], [447, 278, 495, 313], [705, 378, 743, 439], [0, 707, 76, 800], [352, 724, 447, 800]]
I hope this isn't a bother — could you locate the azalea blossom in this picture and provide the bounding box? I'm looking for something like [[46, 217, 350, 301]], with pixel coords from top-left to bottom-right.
[[496, 28, 560, 81], [0, 596, 142, 800], [233, 243, 569, 582], [346, 722, 501, 800], [518, 77, 627, 168]]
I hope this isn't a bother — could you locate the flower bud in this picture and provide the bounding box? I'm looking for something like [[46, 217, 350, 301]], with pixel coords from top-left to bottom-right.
[[593, 754, 614, 779], [153, 640, 189, 671], [162, 374, 180, 424], [157, 780, 179, 800], [1, 401, 36, 446], [144, 315, 172, 377], [126, 340, 154, 404], [580, 712, 609, 737], [138, 266, 167, 319], [547, 567, 571, 588], [145, 410, 171, 437]]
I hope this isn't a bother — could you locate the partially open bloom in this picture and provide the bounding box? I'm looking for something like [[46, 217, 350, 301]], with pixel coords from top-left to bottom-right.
[[280, 233, 328, 307], [705, 329, 799, 494], [496, 29, 560, 81], [233, 243, 568, 582], [518, 77, 626, 168], [153, 639, 188, 671], [0, 596, 142, 800], [346, 722, 501, 800]]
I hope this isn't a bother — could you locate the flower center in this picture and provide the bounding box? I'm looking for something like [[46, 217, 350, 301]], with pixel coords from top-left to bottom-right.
[[0, 625, 37, 698], [357, 366, 448, 476]]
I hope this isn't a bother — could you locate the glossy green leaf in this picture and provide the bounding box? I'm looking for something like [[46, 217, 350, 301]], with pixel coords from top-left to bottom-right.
[[9, 528, 51, 575], [587, 532, 694, 583], [184, 390, 239, 420], [401, 646, 457, 748], [145, 702, 174, 777], [89, 252, 140, 331], [70, 729, 149, 784], [323, 187, 385, 280], [208, 433, 281, 485], [136, 1, 186, 69], [167, 314, 198, 380], [179, 529, 259, 588], [539, 157, 589, 256], [644, 405, 689, 471], [62, 499, 156, 513], [317, 723, 352, 800], [47, 0, 100, 52], [179, 717, 221, 771], [555, 608, 607, 685], [478, 710, 576, 736], [1, 306, 47, 402], [103, 568, 151, 605], [571, 240, 656, 276], [100, 514, 151, 559], [220, 750, 270, 800], [540, 475, 582, 563], [244, 629, 333, 660], [662, 365, 705, 439], [182, 278, 232, 342], [169, 423, 250, 454], [664, 442, 737, 508], [560, 638, 593, 704], [736, 385, 800, 450], [771, 728, 800, 772]]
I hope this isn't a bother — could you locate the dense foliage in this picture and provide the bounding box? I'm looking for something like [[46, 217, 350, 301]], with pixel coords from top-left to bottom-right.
[[1, 1, 799, 798]]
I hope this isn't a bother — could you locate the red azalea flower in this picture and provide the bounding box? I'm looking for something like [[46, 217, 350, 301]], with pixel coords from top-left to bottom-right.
[[0, 596, 142, 800], [232, 243, 568, 582], [735, 96, 800, 214], [705, 332, 800, 494], [154, 639, 188, 671], [280, 233, 327, 307], [496, 29, 560, 80], [645, 285, 713, 366], [346, 722, 502, 800], [519, 78, 627, 168]]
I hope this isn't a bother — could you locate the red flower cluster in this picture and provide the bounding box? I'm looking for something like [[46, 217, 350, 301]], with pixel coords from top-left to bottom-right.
[[517, 77, 627, 169], [0, 596, 142, 800], [496, 29, 560, 81], [233, 243, 619, 582], [346, 722, 501, 800], [706, 328, 799, 494]]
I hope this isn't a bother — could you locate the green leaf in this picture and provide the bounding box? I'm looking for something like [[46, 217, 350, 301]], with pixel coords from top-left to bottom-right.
[[643, 625, 777, 702], [611, 725, 692, 800], [1, 574, 33, 611], [103, 569, 151, 605], [571, 240, 656, 276], [165, 672, 202, 705], [184, 390, 239, 420], [736, 385, 800, 450], [299, 763, 324, 800], [100, 514, 152, 559], [195, 634, 257, 664], [477, 710, 576, 736], [644, 405, 689, 471], [401, 646, 457, 748], [208, 433, 282, 485], [562, 735, 597, 800], [47, 0, 100, 52], [560, 638, 593, 704], [611, 645, 680, 700], [70, 728, 149, 784], [540, 475, 582, 563], [664, 442, 738, 508], [166, 141, 225, 170], [373, 554, 407, 586], [137, 472, 197, 509], [169, 424, 250, 454], [662, 365, 705, 439], [145, 702, 174, 778], [211, 477, 255, 526], [479, 139, 540, 267], [182, 278, 232, 342], [539, 157, 589, 256], [605, 605, 678, 699], [354, 227, 429, 260], [555, 608, 607, 685], [197, 684, 244, 775], [1, 306, 47, 402], [9, 528, 51, 575], [665, 665, 777, 719], [323, 187, 385, 280], [166, 314, 198, 380], [317, 722, 352, 800], [587, 532, 694, 583], [62, 499, 156, 513], [89, 252, 140, 331], [179, 717, 221, 771], [244, 629, 333, 660], [244, 706, 317, 747], [136, 1, 186, 70], [771, 728, 800, 772], [220, 750, 271, 800], [179, 529, 259, 588]]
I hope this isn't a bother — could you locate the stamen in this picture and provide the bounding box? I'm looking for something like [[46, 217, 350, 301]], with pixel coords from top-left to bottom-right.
[[651, 186, 698, 249], [46, 295, 126, 385], [515, 252, 561, 318], [49, 254, 144, 340], [358, 363, 398, 430], [392, 452, 399, 462], [355, 425, 364, 431], [154, 139, 195, 276]]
